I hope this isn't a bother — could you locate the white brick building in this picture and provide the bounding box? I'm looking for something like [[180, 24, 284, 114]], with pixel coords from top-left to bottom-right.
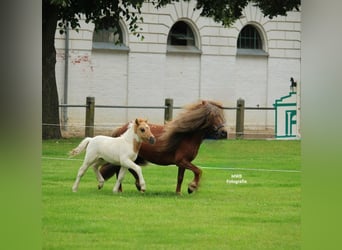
[[55, 1, 301, 135]]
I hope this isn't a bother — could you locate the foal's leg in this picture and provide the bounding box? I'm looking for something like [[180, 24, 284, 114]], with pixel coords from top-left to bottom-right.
[[117, 168, 141, 192], [113, 167, 127, 193], [114, 166, 123, 192], [122, 159, 146, 192], [72, 161, 91, 192]]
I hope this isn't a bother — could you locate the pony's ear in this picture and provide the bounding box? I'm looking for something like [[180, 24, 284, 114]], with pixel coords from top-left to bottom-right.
[[135, 118, 140, 125], [201, 100, 207, 105]]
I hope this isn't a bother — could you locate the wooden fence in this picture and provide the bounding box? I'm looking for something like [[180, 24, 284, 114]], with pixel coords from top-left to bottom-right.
[[59, 97, 275, 139]]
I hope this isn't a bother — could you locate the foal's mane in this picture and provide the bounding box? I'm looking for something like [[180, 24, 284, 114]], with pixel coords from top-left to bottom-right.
[[158, 100, 224, 152]]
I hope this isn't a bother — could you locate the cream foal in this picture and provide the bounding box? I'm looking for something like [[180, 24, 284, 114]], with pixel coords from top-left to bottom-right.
[[70, 118, 155, 193]]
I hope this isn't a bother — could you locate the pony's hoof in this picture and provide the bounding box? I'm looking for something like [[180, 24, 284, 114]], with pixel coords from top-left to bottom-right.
[[135, 183, 141, 191], [187, 183, 197, 194], [140, 189, 145, 193], [98, 184, 103, 190]]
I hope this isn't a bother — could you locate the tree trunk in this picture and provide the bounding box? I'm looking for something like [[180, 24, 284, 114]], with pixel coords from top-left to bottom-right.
[[42, 2, 62, 139]]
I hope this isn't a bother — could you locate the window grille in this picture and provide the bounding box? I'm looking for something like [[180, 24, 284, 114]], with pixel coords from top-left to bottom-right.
[[237, 25, 262, 50], [168, 21, 195, 46]]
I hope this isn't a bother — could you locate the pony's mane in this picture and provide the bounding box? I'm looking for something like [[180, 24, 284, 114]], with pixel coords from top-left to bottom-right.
[[158, 100, 225, 152]]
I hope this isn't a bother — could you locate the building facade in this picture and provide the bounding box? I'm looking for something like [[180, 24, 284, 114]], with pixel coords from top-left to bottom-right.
[[55, 1, 301, 135]]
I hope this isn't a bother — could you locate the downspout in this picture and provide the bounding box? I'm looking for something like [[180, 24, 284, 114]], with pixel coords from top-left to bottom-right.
[[62, 23, 69, 130]]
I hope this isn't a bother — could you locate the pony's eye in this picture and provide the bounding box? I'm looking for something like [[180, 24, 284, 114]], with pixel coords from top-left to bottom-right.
[[140, 128, 145, 133]]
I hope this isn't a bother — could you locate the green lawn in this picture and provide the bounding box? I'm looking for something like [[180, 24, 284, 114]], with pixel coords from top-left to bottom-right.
[[42, 139, 300, 249]]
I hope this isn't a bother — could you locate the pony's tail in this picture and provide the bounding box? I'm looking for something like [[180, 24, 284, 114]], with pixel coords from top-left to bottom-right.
[[69, 137, 91, 157]]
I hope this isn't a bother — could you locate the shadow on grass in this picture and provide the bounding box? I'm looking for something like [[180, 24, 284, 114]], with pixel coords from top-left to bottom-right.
[[84, 187, 193, 199]]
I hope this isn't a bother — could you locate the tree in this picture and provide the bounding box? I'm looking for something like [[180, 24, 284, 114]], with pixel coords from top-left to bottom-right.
[[42, 0, 300, 139], [42, 0, 146, 139]]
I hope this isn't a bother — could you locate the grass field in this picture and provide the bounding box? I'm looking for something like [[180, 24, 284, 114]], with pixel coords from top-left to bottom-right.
[[42, 139, 301, 249]]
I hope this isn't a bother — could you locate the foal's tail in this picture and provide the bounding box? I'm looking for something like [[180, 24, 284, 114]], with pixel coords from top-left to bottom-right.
[[69, 137, 92, 157]]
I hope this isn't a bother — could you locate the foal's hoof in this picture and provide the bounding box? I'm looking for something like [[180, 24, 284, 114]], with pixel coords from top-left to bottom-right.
[[187, 188, 193, 194], [98, 184, 103, 190], [140, 189, 145, 193]]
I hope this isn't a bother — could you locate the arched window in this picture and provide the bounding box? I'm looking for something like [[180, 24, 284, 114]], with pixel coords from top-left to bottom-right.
[[167, 20, 200, 53], [93, 27, 122, 44], [237, 25, 262, 49], [92, 22, 128, 51], [168, 21, 195, 46], [237, 24, 267, 56]]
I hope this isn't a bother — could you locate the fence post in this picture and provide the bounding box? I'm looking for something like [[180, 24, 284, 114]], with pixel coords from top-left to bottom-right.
[[85, 96, 95, 137], [164, 98, 173, 123], [236, 98, 245, 139]]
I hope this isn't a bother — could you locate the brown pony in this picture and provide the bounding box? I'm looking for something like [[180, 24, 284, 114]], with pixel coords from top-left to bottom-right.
[[100, 100, 227, 194]]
